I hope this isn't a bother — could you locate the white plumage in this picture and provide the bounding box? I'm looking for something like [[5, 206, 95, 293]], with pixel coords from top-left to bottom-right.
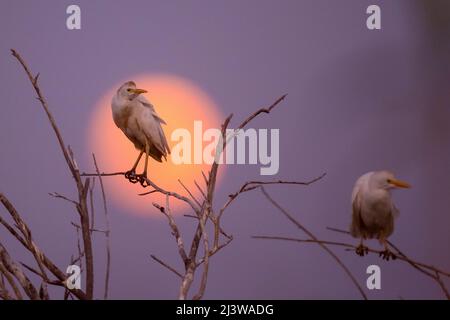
[[111, 81, 170, 185], [350, 170, 410, 258]]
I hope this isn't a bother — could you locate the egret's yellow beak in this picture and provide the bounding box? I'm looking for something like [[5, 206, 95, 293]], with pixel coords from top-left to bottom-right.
[[129, 88, 147, 94], [390, 178, 411, 189]]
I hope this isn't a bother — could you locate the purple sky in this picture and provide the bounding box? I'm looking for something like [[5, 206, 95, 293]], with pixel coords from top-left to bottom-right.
[[1, 0, 450, 299]]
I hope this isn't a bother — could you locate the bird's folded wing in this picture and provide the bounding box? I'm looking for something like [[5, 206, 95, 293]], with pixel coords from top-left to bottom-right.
[[350, 190, 364, 237], [137, 97, 171, 156], [156, 119, 170, 155], [138, 95, 167, 124]]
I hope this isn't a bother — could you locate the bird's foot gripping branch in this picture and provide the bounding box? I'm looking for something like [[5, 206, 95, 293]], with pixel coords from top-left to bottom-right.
[[124, 170, 149, 187], [355, 244, 369, 257], [379, 249, 397, 261]]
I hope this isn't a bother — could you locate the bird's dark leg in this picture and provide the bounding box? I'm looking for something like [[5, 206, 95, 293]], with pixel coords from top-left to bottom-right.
[[125, 150, 144, 184], [379, 238, 396, 261], [139, 140, 150, 187], [355, 238, 369, 257]]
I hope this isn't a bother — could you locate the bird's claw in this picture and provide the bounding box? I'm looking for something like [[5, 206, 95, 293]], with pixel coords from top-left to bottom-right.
[[355, 244, 369, 257], [124, 171, 149, 187], [379, 249, 396, 261], [124, 170, 133, 179], [124, 170, 139, 184], [138, 175, 149, 188]]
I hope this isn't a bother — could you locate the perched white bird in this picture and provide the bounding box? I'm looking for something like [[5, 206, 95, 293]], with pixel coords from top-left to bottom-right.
[[350, 171, 410, 259], [111, 81, 170, 185]]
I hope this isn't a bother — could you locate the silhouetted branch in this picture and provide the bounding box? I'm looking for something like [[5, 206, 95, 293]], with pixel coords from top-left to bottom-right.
[[49, 192, 78, 206], [89, 177, 96, 233], [150, 255, 183, 279], [253, 223, 450, 299], [325, 227, 450, 299], [152, 199, 188, 265], [0, 243, 39, 300], [255, 187, 368, 300], [178, 179, 202, 209], [237, 94, 287, 129], [0, 192, 88, 300], [14, 48, 95, 298], [81, 171, 201, 215], [92, 154, 112, 300], [7, 48, 107, 300], [327, 227, 450, 279], [0, 259, 22, 299]]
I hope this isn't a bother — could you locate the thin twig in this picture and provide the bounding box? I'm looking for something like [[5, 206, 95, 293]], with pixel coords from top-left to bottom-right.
[[237, 94, 287, 129], [326, 227, 450, 299], [152, 199, 188, 265], [93, 154, 111, 300], [259, 187, 368, 300], [178, 179, 202, 209], [49, 192, 78, 206], [89, 178, 96, 233], [11, 49, 94, 299], [81, 171, 201, 215], [0, 193, 87, 300], [150, 255, 183, 279], [327, 227, 450, 278], [194, 180, 207, 200]]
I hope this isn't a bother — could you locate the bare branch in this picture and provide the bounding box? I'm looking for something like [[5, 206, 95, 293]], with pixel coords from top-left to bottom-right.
[[327, 227, 450, 278], [237, 94, 287, 129], [253, 232, 450, 300], [11, 49, 79, 182], [150, 255, 183, 279], [1, 178, 86, 298], [0, 260, 22, 300], [76, 177, 94, 299], [81, 171, 201, 215], [194, 180, 207, 200], [178, 179, 202, 209], [152, 199, 188, 265], [192, 204, 210, 300], [0, 273, 8, 300], [92, 154, 112, 300], [0, 193, 49, 284], [213, 173, 326, 250], [49, 192, 78, 206], [81, 172, 124, 177], [11, 49, 94, 299], [39, 282, 50, 300], [0, 244, 39, 300], [201, 171, 209, 186], [435, 271, 450, 300], [259, 187, 368, 300], [0, 273, 13, 300], [326, 227, 450, 299], [71, 222, 108, 234], [89, 177, 96, 232], [196, 235, 233, 266]]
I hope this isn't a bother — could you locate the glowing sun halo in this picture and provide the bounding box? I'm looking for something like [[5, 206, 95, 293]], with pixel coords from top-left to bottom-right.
[[88, 74, 223, 217]]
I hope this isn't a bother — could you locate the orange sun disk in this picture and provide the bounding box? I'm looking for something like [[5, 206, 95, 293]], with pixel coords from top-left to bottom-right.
[[88, 74, 224, 217]]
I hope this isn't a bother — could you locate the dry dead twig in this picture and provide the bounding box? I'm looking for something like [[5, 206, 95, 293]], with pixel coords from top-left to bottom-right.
[[0, 49, 112, 300]]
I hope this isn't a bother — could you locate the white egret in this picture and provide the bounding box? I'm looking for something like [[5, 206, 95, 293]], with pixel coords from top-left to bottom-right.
[[111, 81, 170, 186], [350, 170, 410, 260]]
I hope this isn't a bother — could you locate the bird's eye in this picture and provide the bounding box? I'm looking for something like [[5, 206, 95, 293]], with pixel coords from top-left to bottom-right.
[[127, 88, 132, 92], [387, 179, 392, 183]]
